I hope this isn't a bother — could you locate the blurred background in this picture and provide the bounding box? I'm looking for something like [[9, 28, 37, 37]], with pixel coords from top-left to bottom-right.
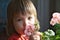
[[0, 0, 60, 33]]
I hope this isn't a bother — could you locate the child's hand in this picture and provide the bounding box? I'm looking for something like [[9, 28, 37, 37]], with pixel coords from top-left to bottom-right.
[[29, 31, 41, 40]]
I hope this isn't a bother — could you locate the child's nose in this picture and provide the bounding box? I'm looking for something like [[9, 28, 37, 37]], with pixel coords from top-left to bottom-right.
[[23, 20, 28, 27]]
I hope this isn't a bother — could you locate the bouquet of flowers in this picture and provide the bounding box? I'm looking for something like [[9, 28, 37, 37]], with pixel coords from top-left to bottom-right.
[[42, 12, 60, 40], [50, 12, 60, 40]]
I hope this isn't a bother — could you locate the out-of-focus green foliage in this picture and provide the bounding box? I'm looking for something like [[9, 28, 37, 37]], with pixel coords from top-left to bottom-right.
[[41, 24, 60, 40]]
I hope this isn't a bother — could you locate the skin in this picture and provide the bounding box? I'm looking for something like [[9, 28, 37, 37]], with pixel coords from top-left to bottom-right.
[[13, 13, 35, 35]]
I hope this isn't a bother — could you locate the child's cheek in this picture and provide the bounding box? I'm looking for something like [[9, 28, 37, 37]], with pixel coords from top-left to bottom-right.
[[14, 21, 23, 29], [29, 17, 35, 24], [17, 21, 23, 28]]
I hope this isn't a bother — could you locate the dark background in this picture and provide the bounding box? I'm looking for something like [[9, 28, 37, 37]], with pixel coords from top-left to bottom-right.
[[0, 0, 60, 32]]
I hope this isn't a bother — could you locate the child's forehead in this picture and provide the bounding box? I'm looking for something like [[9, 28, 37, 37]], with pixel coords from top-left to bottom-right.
[[13, 12, 34, 18]]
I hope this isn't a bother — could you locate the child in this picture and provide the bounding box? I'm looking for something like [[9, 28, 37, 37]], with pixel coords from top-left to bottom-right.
[[7, 0, 41, 40]]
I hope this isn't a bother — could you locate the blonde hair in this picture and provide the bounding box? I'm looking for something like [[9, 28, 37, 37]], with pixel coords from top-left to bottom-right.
[[7, 0, 40, 36]]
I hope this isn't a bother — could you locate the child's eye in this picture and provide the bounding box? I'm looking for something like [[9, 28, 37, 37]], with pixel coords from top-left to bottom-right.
[[28, 17, 32, 20], [17, 19, 22, 21]]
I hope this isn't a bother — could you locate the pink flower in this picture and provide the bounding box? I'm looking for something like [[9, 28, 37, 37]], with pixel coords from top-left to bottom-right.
[[24, 24, 35, 36], [50, 12, 60, 26], [52, 12, 60, 18], [50, 18, 58, 26]]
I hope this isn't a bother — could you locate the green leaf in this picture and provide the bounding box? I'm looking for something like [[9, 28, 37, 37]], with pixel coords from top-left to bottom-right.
[[55, 35, 60, 40], [56, 29, 60, 34], [54, 23, 60, 29]]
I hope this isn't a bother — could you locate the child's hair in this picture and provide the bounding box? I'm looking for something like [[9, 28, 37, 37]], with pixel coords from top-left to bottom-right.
[[7, 0, 40, 36]]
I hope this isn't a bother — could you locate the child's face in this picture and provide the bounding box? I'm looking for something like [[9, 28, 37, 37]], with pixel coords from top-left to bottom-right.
[[13, 13, 35, 35]]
